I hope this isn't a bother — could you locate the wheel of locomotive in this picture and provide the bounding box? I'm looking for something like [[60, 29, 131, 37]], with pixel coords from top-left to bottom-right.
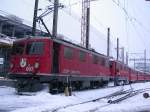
[[48, 80, 64, 94], [124, 79, 129, 85], [74, 81, 82, 90], [15, 79, 25, 93], [15, 78, 42, 93]]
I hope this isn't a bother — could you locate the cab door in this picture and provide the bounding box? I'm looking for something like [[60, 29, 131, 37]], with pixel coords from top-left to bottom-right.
[[52, 42, 60, 73]]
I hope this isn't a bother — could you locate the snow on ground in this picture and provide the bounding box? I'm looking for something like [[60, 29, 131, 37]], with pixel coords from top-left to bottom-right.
[[0, 82, 150, 112]]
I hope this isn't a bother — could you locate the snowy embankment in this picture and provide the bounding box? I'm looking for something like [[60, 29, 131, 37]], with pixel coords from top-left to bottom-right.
[[0, 82, 150, 112]]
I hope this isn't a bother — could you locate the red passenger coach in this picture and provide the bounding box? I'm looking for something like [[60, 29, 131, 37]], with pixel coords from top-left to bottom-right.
[[129, 69, 138, 82], [137, 71, 145, 81], [144, 73, 150, 81], [9, 36, 111, 93]]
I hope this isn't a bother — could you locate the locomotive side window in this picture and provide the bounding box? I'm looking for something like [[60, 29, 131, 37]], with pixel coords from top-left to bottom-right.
[[116, 63, 120, 70], [99, 57, 105, 66], [93, 55, 98, 64], [79, 51, 86, 61], [26, 42, 44, 55], [12, 43, 25, 55], [105, 59, 109, 67], [109, 61, 113, 68], [64, 47, 73, 59]]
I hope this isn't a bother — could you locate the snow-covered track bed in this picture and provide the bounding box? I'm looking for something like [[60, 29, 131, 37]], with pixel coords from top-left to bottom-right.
[[108, 88, 150, 104], [49, 89, 133, 112], [1, 82, 150, 112], [51, 88, 150, 112]]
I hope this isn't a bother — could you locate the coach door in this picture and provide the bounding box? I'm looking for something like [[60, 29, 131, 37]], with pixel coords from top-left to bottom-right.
[[52, 42, 60, 73]]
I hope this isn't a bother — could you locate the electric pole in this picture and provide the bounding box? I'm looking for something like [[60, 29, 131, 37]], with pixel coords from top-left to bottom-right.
[[117, 38, 119, 60], [122, 47, 124, 63], [129, 51, 149, 72], [86, 7, 90, 49], [107, 28, 110, 57], [52, 0, 59, 38], [144, 49, 146, 73], [81, 0, 90, 49], [126, 52, 128, 65], [32, 0, 39, 36]]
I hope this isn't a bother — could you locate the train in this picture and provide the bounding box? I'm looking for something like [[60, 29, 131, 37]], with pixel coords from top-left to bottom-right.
[[8, 36, 150, 93]]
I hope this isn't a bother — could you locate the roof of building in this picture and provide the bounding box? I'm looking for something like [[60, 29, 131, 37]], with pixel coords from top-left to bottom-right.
[[0, 10, 47, 37]]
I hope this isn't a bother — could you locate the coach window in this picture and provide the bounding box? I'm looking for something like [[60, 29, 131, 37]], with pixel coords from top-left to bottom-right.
[[64, 47, 73, 59], [79, 51, 86, 61], [93, 55, 98, 64], [26, 42, 44, 55]]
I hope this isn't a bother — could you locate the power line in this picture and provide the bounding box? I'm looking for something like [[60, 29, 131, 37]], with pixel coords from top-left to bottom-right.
[[21, 0, 34, 7], [128, 18, 147, 49], [127, 0, 150, 48], [111, 0, 150, 38]]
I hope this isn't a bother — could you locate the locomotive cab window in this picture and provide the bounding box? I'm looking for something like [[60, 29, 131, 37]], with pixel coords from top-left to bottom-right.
[[79, 51, 86, 61], [26, 41, 44, 55], [64, 47, 73, 59], [12, 43, 25, 55]]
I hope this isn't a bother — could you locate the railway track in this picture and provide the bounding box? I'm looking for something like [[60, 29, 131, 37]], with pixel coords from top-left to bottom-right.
[[88, 88, 150, 112], [49, 87, 150, 112], [108, 88, 150, 104], [49, 88, 130, 112]]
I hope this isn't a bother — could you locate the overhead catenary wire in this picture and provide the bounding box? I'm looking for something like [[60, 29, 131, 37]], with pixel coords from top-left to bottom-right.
[[110, 0, 150, 61], [111, 0, 150, 40], [127, 0, 150, 49], [21, 0, 148, 53], [128, 18, 147, 49], [130, 0, 150, 36]]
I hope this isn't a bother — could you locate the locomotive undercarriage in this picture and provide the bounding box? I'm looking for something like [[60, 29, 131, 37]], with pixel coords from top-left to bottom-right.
[[114, 76, 129, 86], [9, 73, 114, 94]]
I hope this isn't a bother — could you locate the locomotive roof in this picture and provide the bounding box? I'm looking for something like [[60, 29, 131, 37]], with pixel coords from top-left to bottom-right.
[[53, 38, 109, 59], [110, 59, 128, 67], [14, 36, 109, 59]]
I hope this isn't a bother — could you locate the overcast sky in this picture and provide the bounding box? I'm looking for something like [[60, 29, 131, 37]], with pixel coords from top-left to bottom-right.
[[1, 0, 150, 62]]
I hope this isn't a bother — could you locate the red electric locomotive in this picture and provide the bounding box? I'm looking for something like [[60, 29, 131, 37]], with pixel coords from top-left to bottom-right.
[[110, 60, 130, 85], [9, 36, 111, 92], [9, 36, 150, 93]]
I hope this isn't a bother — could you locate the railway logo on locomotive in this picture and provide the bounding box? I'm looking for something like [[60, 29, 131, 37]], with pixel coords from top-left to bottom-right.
[[26, 65, 33, 72], [20, 58, 27, 68]]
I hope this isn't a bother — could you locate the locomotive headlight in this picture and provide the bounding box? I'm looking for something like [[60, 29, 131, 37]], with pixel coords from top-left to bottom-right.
[[34, 62, 40, 69]]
